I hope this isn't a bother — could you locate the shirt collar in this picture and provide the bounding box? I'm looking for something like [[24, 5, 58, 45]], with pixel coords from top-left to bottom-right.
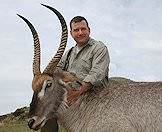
[[86, 37, 93, 46], [75, 37, 93, 48]]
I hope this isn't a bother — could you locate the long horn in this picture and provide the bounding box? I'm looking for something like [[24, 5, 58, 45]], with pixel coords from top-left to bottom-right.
[[41, 4, 68, 76], [17, 14, 41, 76]]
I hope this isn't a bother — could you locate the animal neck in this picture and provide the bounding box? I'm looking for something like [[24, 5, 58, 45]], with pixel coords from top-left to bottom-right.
[[56, 88, 69, 124], [56, 88, 85, 125], [57, 97, 69, 113], [56, 87, 80, 114]]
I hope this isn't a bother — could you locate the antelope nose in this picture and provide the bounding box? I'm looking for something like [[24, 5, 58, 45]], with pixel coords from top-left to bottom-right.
[[28, 118, 35, 129]]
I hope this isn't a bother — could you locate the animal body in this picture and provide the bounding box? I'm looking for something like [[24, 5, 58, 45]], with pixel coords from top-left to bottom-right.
[[18, 4, 162, 132]]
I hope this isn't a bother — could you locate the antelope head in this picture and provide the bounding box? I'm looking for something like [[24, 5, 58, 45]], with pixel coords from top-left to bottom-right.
[[18, 4, 77, 130]]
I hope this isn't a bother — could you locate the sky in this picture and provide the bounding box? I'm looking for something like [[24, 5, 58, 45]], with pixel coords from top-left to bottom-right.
[[0, 0, 162, 115]]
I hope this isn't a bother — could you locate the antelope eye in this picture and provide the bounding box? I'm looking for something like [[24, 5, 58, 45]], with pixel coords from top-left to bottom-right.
[[46, 82, 52, 89]]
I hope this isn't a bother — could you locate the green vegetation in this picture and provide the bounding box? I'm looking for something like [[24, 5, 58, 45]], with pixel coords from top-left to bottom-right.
[[0, 123, 67, 132], [0, 107, 34, 132], [0, 123, 35, 132]]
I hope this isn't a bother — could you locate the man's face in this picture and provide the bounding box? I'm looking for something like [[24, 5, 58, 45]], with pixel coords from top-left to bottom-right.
[[70, 20, 90, 47]]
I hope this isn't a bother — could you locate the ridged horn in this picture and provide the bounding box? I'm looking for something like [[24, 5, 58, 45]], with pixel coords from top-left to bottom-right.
[[41, 4, 68, 76], [17, 14, 41, 76]]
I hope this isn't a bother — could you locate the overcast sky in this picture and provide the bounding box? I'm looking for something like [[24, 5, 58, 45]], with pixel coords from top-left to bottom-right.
[[0, 0, 162, 115]]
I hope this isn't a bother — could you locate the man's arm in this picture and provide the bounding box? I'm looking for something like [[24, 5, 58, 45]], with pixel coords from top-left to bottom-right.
[[83, 43, 110, 86], [67, 43, 110, 104]]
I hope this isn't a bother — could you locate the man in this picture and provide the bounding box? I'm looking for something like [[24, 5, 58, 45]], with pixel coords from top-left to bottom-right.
[[41, 16, 110, 132], [59, 16, 110, 104]]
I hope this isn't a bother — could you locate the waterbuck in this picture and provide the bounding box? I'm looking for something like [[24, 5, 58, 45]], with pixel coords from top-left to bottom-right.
[[18, 4, 162, 132]]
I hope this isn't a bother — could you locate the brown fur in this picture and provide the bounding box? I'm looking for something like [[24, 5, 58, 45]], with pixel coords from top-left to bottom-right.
[[32, 74, 53, 92]]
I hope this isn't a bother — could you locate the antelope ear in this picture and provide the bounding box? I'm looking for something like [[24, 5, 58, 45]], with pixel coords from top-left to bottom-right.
[[61, 72, 78, 83], [57, 71, 82, 88]]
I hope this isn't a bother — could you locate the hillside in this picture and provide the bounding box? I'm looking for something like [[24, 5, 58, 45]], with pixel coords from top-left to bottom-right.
[[0, 107, 34, 132], [0, 106, 68, 132]]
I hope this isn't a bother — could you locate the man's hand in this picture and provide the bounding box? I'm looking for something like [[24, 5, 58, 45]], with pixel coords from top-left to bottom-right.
[[80, 81, 93, 93], [67, 81, 92, 105]]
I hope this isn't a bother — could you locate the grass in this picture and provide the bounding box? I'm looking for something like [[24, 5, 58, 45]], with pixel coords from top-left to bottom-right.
[[0, 123, 67, 132], [0, 123, 36, 132]]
